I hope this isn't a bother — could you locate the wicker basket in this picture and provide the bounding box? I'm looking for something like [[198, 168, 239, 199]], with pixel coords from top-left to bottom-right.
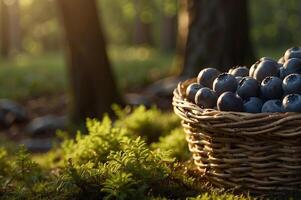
[[173, 78, 301, 192]]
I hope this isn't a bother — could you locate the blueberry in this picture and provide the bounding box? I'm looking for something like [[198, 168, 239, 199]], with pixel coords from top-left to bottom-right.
[[249, 61, 260, 77], [283, 58, 301, 75], [237, 77, 260, 99], [279, 66, 286, 79], [262, 99, 283, 113], [260, 57, 281, 68], [282, 74, 301, 95], [217, 92, 243, 112], [278, 57, 285, 64], [197, 68, 220, 88], [284, 47, 301, 61], [186, 83, 203, 102], [195, 87, 217, 108], [253, 60, 279, 82], [235, 76, 243, 83], [243, 97, 263, 113], [213, 73, 238, 96], [260, 76, 283, 100], [229, 66, 249, 77], [282, 94, 301, 112]]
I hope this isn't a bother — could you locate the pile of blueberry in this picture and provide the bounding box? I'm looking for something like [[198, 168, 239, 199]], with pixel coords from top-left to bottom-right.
[[186, 47, 301, 113]]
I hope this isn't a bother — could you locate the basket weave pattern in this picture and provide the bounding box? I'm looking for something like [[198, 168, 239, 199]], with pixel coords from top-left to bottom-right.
[[173, 79, 301, 191]]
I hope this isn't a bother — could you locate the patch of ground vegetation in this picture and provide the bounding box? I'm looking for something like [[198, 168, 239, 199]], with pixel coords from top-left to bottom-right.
[[0, 106, 259, 199]]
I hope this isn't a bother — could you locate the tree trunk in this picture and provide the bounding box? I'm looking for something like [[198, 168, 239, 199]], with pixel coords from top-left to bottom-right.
[[56, 0, 123, 123], [133, 0, 153, 45], [0, 0, 10, 57], [160, 14, 177, 51], [180, 0, 255, 77]]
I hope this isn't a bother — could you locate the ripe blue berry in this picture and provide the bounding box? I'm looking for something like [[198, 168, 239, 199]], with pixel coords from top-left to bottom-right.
[[195, 87, 217, 108], [217, 92, 243, 112], [282, 94, 301, 112], [243, 97, 263, 113], [213, 73, 238, 96], [197, 68, 220, 88], [186, 83, 203, 102], [262, 100, 283, 113], [260, 76, 283, 100]]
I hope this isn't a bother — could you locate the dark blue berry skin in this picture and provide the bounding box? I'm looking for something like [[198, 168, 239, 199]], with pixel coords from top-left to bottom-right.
[[237, 77, 260, 99], [186, 83, 203, 102], [217, 92, 243, 112], [282, 74, 301, 95], [243, 97, 263, 113], [283, 58, 301, 75], [253, 60, 279, 82], [260, 76, 283, 100], [195, 87, 217, 108], [282, 94, 301, 112], [213, 73, 238, 96], [284, 47, 301, 61], [279, 66, 286, 79], [260, 57, 280, 68], [197, 68, 220, 88], [262, 99, 283, 113], [235, 76, 243, 83], [229, 66, 249, 77]]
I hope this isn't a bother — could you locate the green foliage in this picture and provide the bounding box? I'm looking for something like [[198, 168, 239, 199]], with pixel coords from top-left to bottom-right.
[[152, 128, 190, 161], [61, 117, 130, 165], [114, 105, 180, 143], [250, 0, 301, 52], [0, 109, 257, 199], [43, 116, 208, 199], [0, 146, 55, 199]]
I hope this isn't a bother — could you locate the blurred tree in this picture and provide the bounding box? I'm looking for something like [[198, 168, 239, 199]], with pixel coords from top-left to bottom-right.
[[57, 0, 123, 123], [133, 0, 153, 45], [0, 0, 21, 57], [180, 0, 255, 77], [160, 0, 177, 51], [0, 0, 10, 57]]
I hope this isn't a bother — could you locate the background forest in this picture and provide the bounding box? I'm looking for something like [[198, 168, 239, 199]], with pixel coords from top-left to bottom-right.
[[0, 0, 300, 199]]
